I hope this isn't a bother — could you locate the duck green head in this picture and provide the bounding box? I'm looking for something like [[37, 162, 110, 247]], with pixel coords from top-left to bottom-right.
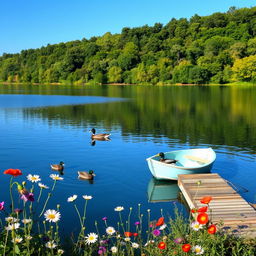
[[90, 128, 96, 134], [59, 161, 65, 166], [89, 170, 96, 176], [158, 152, 165, 159]]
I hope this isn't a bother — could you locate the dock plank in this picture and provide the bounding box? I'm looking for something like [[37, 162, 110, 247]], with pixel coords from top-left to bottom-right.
[[178, 173, 256, 237]]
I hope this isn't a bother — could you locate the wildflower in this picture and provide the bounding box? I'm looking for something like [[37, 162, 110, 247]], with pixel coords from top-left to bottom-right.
[[152, 229, 161, 236], [124, 237, 131, 242], [134, 221, 140, 225], [45, 241, 57, 249], [208, 224, 217, 234], [100, 239, 109, 244], [5, 223, 20, 231], [191, 221, 203, 231], [50, 174, 63, 180], [174, 237, 184, 244], [85, 232, 98, 244], [193, 245, 204, 255], [159, 223, 167, 230], [5, 217, 19, 223], [82, 195, 92, 200], [27, 174, 41, 183], [57, 249, 64, 255], [145, 240, 155, 246], [106, 226, 115, 235], [38, 183, 49, 189], [132, 242, 139, 248], [3, 168, 22, 177], [102, 217, 107, 221], [98, 246, 106, 254], [156, 217, 164, 226], [158, 241, 166, 250], [133, 232, 138, 237], [124, 231, 133, 237], [0, 201, 4, 210], [114, 206, 124, 212], [191, 206, 208, 213], [197, 213, 209, 225], [20, 189, 35, 202], [14, 208, 23, 214], [22, 219, 32, 224], [67, 195, 77, 202], [44, 209, 61, 223], [111, 246, 118, 253], [182, 244, 191, 252], [12, 236, 23, 243], [25, 235, 32, 240], [200, 196, 212, 204]]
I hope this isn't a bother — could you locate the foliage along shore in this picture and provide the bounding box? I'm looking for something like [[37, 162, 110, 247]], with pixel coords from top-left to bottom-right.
[[1, 6, 256, 86]]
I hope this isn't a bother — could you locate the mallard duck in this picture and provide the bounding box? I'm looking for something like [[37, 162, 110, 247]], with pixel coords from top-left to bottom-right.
[[90, 128, 111, 140], [158, 152, 178, 164], [51, 161, 65, 171], [78, 170, 96, 180]]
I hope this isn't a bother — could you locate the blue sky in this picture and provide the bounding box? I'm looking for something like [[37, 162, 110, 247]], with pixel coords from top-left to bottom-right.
[[1, 0, 255, 55]]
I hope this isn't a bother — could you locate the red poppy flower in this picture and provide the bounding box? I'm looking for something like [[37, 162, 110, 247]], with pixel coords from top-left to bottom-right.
[[208, 224, 217, 234], [200, 196, 212, 204], [133, 232, 138, 237], [182, 244, 191, 252], [124, 232, 133, 237], [156, 217, 164, 226], [197, 213, 209, 225], [3, 169, 22, 177], [198, 206, 208, 212], [158, 241, 166, 250]]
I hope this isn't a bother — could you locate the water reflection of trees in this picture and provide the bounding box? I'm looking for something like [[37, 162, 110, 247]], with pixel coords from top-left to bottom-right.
[[22, 85, 256, 151]]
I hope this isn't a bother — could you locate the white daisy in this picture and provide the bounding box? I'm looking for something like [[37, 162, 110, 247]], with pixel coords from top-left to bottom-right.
[[159, 223, 167, 230], [67, 195, 77, 202], [50, 174, 63, 181], [57, 249, 64, 255], [5, 217, 19, 223], [22, 219, 32, 224], [114, 206, 124, 212], [27, 174, 41, 183], [45, 241, 57, 249], [12, 236, 23, 243], [111, 246, 118, 253], [124, 237, 131, 242], [38, 183, 49, 189], [191, 221, 203, 231], [106, 226, 116, 235], [85, 232, 98, 244], [44, 209, 61, 223], [82, 195, 92, 200], [5, 223, 20, 231], [132, 242, 139, 249], [193, 245, 204, 255]]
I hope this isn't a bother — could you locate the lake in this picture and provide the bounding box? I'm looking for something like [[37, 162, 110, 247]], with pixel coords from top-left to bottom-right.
[[0, 83, 255, 236]]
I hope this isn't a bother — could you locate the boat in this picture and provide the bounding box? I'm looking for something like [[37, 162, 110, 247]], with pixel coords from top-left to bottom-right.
[[147, 178, 180, 202], [146, 148, 216, 180]]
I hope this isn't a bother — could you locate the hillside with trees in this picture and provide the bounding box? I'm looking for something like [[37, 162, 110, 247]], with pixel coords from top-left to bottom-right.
[[1, 6, 256, 85]]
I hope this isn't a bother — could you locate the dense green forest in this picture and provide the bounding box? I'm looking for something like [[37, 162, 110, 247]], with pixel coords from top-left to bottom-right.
[[1, 6, 256, 85]]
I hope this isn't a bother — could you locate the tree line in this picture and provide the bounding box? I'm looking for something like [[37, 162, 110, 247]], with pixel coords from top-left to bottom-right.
[[1, 6, 256, 85]]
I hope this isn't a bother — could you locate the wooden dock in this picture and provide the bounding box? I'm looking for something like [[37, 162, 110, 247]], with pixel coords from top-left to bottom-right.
[[178, 173, 256, 237]]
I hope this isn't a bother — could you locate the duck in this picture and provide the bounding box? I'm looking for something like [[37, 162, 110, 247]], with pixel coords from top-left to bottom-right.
[[51, 161, 65, 171], [78, 170, 96, 180], [158, 152, 178, 164], [90, 128, 111, 140]]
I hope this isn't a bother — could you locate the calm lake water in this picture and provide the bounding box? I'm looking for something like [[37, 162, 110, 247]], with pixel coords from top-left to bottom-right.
[[0, 84, 255, 236]]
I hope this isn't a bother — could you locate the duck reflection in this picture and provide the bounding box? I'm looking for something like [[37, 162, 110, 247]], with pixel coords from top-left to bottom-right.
[[90, 137, 111, 146], [147, 178, 180, 203]]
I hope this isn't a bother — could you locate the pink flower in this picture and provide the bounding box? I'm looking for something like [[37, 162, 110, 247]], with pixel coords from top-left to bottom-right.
[[152, 229, 161, 236], [20, 192, 34, 202], [0, 201, 4, 211]]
